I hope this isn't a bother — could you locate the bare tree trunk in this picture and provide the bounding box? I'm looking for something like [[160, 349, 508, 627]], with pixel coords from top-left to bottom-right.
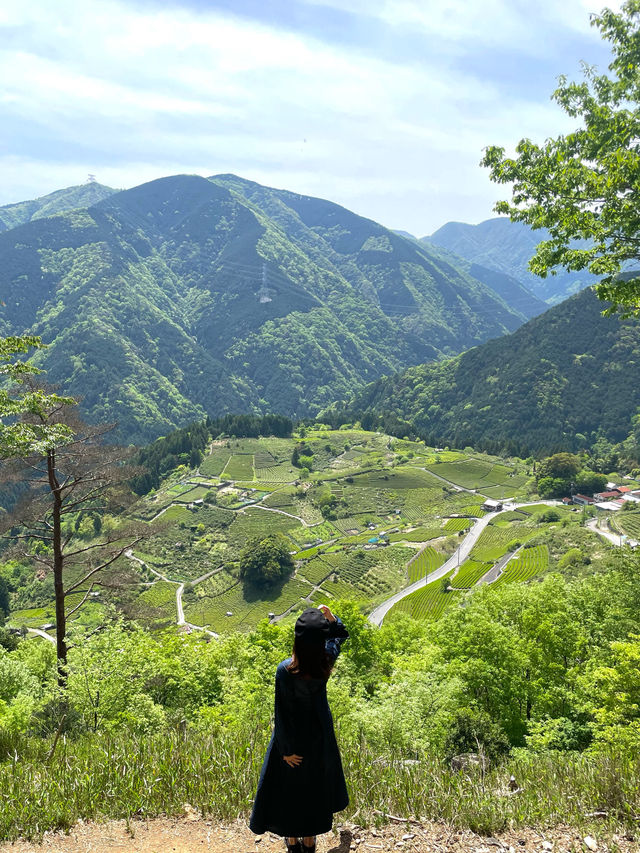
[[47, 449, 67, 688]]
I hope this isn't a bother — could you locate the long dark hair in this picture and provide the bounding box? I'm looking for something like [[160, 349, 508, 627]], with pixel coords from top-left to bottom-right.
[[287, 638, 333, 680]]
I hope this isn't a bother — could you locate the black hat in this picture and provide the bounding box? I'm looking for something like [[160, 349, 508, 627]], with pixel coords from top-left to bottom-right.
[[295, 608, 330, 643]]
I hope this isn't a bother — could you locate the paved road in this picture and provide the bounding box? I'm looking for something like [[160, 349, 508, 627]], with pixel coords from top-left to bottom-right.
[[368, 500, 561, 626], [27, 627, 56, 644], [586, 517, 638, 547]]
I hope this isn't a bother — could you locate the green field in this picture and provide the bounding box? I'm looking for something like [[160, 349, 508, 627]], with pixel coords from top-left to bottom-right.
[[174, 485, 210, 503], [138, 581, 178, 608], [387, 570, 457, 621], [493, 545, 549, 587], [222, 454, 255, 480], [443, 517, 472, 533], [388, 525, 442, 543], [425, 458, 528, 495], [159, 505, 192, 524], [407, 546, 446, 583], [200, 448, 233, 477]]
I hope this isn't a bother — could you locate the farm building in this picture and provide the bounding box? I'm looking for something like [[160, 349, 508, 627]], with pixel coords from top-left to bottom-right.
[[594, 489, 623, 501], [594, 501, 622, 512], [482, 498, 503, 512], [573, 494, 595, 505]]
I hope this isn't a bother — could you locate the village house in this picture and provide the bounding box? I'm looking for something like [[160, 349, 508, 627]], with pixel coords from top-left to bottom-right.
[[593, 489, 623, 501], [573, 494, 595, 505], [482, 498, 503, 512]]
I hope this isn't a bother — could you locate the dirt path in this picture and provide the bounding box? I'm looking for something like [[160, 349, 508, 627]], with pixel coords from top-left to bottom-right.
[[0, 816, 629, 853], [249, 503, 309, 526]]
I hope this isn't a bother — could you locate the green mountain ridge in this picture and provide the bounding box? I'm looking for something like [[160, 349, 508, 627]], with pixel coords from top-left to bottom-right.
[[427, 217, 597, 304], [0, 182, 117, 232], [1, 174, 531, 442], [327, 287, 640, 457]]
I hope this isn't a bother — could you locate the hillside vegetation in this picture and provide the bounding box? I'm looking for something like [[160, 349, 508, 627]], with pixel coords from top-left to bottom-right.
[[0, 183, 117, 232], [328, 288, 640, 459], [0, 175, 530, 443], [428, 217, 597, 304]]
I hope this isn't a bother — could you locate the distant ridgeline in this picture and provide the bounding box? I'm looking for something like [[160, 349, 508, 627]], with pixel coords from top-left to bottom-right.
[[427, 217, 597, 305], [131, 413, 292, 494], [0, 175, 540, 444], [323, 288, 640, 462]]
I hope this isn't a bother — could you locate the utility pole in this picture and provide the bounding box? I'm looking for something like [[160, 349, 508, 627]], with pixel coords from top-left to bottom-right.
[[258, 262, 272, 303]]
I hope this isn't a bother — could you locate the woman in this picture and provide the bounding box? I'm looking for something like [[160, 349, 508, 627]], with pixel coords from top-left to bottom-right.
[[250, 605, 350, 853]]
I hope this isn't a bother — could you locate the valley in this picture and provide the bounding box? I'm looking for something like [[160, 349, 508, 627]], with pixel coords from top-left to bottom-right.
[[4, 426, 631, 639]]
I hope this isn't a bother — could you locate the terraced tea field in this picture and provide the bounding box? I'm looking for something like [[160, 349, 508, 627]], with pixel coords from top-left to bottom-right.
[[614, 510, 640, 539], [425, 458, 529, 496], [15, 425, 596, 641], [452, 559, 493, 588], [444, 517, 472, 533], [493, 545, 549, 587], [470, 522, 533, 562], [387, 570, 458, 621], [407, 546, 445, 582]]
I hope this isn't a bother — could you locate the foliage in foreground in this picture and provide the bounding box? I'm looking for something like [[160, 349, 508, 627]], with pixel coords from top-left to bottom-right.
[[0, 728, 638, 841], [2, 549, 640, 837], [483, 0, 640, 316]]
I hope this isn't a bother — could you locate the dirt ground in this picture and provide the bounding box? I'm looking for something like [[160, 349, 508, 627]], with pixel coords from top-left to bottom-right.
[[0, 815, 636, 853]]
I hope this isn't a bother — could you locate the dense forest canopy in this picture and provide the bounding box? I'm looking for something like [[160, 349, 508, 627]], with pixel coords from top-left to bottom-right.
[[324, 288, 640, 463]]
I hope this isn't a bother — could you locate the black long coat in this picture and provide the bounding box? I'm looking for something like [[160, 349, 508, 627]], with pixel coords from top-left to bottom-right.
[[249, 618, 350, 838]]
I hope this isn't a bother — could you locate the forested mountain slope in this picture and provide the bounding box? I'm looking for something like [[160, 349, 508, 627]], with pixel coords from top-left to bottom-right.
[[428, 217, 597, 304], [0, 183, 117, 232], [0, 174, 528, 442], [329, 287, 640, 457], [418, 241, 546, 320], [212, 173, 533, 331]]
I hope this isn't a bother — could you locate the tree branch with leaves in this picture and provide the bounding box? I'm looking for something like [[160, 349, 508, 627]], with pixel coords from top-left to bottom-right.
[[482, 1, 640, 316], [1, 336, 143, 687]]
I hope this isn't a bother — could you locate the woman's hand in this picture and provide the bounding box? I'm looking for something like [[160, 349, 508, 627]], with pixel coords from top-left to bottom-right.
[[283, 753, 303, 767], [319, 605, 336, 622]]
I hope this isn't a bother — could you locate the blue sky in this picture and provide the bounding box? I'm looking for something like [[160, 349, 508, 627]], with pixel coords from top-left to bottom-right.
[[0, 0, 619, 234]]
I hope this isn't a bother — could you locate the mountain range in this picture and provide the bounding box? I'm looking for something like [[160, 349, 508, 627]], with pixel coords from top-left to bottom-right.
[[427, 217, 597, 304], [0, 174, 538, 443]]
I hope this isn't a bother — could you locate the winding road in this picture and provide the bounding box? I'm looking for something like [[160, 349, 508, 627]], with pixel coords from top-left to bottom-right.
[[587, 517, 639, 547], [368, 501, 561, 626]]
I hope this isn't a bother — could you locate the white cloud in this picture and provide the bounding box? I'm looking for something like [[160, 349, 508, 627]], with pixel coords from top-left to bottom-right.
[[0, 0, 618, 233]]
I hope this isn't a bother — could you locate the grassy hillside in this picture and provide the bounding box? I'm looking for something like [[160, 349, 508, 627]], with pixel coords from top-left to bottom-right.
[[0, 183, 117, 232]]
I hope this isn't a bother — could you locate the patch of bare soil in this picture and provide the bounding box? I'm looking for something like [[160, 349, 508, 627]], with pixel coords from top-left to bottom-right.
[[1, 815, 636, 853]]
